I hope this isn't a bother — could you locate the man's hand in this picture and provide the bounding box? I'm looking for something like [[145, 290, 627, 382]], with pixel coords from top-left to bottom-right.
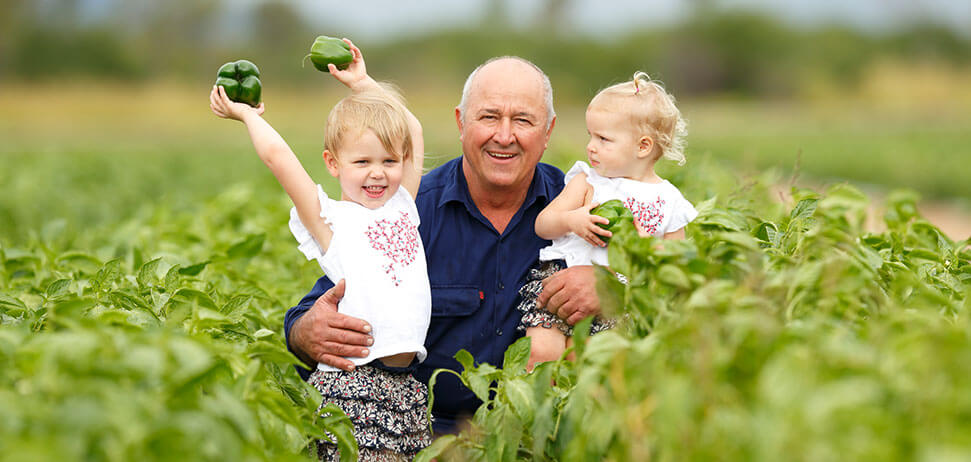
[[288, 279, 373, 372], [535, 265, 601, 326]]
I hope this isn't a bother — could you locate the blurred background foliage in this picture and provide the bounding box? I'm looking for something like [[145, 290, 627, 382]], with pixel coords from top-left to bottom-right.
[[3, 0, 970, 98]]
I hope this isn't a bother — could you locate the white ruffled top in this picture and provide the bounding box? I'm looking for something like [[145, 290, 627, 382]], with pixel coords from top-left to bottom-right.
[[289, 185, 431, 372], [539, 161, 698, 267]]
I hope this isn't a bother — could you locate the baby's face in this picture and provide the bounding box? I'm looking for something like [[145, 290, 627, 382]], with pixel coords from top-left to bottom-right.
[[330, 129, 404, 209], [585, 108, 643, 179]]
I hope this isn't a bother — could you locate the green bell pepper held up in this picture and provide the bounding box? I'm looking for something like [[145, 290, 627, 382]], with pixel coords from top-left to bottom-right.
[[590, 199, 634, 244], [303, 36, 353, 72], [215, 59, 262, 107]]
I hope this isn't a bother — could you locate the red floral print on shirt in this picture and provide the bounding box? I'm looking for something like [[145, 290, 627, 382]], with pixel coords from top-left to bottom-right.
[[366, 211, 420, 286], [624, 197, 665, 236]]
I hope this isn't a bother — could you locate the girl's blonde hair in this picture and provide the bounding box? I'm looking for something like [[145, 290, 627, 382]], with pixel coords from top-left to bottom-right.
[[589, 72, 687, 166], [325, 83, 413, 162]]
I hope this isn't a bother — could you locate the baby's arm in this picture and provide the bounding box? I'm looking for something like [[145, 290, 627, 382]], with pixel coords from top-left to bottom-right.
[[535, 174, 611, 247], [326, 39, 424, 198], [210, 86, 334, 250], [663, 228, 686, 240]]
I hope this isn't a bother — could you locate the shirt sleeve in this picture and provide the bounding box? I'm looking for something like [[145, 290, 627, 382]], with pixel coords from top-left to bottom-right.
[[288, 185, 336, 263], [562, 161, 591, 185], [666, 194, 698, 233]]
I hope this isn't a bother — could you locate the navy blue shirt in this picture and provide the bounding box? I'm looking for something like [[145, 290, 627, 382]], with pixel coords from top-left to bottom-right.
[[284, 157, 564, 434]]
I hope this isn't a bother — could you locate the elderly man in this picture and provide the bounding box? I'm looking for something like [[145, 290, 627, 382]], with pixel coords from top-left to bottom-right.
[[284, 56, 600, 434]]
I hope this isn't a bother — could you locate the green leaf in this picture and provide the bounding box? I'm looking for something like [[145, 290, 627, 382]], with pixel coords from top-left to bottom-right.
[[414, 434, 458, 462], [45, 278, 72, 299], [91, 258, 123, 291], [656, 264, 691, 290], [54, 251, 102, 272], [503, 379, 534, 424], [220, 294, 251, 315], [465, 363, 498, 402], [455, 349, 474, 372], [172, 288, 218, 309], [178, 260, 210, 276], [226, 233, 265, 259], [571, 317, 595, 359], [0, 293, 28, 316], [790, 198, 819, 222], [502, 336, 531, 377], [136, 257, 163, 287], [315, 402, 358, 462]]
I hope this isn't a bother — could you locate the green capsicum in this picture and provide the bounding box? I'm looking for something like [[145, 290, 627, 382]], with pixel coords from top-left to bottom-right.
[[215, 59, 262, 107], [303, 36, 353, 72], [590, 199, 634, 244]]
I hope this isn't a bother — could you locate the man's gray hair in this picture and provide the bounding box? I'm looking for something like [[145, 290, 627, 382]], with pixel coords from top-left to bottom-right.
[[457, 56, 556, 130]]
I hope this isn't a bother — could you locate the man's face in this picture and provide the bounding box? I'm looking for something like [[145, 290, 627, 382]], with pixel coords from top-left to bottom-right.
[[456, 59, 555, 194]]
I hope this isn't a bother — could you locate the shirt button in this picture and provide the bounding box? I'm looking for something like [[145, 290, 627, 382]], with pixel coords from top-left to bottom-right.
[[498, 282, 504, 290], [495, 328, 503, 336]]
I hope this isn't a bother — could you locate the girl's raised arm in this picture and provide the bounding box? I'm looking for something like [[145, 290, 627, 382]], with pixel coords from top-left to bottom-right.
[[210, 86, 334, 250]]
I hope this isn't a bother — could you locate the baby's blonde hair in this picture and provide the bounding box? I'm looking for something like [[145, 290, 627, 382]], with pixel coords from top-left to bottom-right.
[[325, 83, 412, 162], [589, 72, 687, 166]]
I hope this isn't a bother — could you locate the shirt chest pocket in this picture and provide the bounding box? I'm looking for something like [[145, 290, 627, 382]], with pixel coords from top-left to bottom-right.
[[430, 286, 481, 317]]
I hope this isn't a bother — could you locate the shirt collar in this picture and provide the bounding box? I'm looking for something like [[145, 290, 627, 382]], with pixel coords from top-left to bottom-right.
[[438, 157, 555, 211]]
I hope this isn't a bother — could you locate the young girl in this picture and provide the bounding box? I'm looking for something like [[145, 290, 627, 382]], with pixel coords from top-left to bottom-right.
[[517, 72, 698, 370], [209, 40, 431, 461]]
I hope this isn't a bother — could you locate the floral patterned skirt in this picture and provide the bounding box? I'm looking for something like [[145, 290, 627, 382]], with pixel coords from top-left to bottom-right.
[[307, 365, 432, 461], [516, 260, 616, 336]]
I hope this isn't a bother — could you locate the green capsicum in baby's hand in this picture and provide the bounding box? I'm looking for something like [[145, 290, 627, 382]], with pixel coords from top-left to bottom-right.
[[590, 200, 634, 244], [215, 59, 262, 107], [303, 36, 353, 72]]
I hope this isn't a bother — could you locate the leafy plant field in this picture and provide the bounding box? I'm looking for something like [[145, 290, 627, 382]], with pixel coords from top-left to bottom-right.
[[419, 167, 971, 461], [1, 85, 969, 460]]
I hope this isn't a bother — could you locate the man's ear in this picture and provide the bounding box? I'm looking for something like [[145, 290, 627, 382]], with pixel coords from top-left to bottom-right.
[[323, 150, 340, 178], [637, 135, 655, 159], [454, 107, 464, 139], [543, 116, 557, 150]]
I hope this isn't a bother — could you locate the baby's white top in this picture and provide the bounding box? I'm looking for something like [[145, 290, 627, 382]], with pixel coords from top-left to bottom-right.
[[289, 185, 431, 372], [539, 161, 698, 267]]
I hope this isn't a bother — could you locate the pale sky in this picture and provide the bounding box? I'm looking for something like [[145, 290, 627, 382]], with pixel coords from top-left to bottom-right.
[[284, 0, 971, 41]]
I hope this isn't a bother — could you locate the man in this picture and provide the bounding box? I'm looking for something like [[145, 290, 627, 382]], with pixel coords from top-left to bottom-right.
[[285, 56, 601, 434]]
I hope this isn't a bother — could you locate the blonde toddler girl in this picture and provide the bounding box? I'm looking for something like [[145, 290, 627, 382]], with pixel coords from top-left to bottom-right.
[[518, 72, 697, 370]]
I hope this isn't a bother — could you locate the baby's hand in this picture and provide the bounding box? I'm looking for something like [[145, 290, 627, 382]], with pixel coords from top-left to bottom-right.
[[209, 85, 264, 121], [567, 203, 612, 248], [326, 39, 378, 93]]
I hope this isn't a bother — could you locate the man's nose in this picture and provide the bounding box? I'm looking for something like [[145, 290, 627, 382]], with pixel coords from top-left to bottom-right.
[[493, 118, 514, 145]]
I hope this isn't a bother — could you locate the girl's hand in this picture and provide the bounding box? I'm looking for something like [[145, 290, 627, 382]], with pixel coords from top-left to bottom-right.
[[566, 202, 612, 247], [327, 38, 379, 93], [209, 85, 264, 121]]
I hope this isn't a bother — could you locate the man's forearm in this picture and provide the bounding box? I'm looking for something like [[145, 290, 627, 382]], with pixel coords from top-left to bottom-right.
[[284, 304, 316, 377], [288, 313, 318, 368]]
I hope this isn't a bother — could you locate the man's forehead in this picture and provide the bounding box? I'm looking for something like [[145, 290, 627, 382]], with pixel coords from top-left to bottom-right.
[[468, 70, 544, 109]]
